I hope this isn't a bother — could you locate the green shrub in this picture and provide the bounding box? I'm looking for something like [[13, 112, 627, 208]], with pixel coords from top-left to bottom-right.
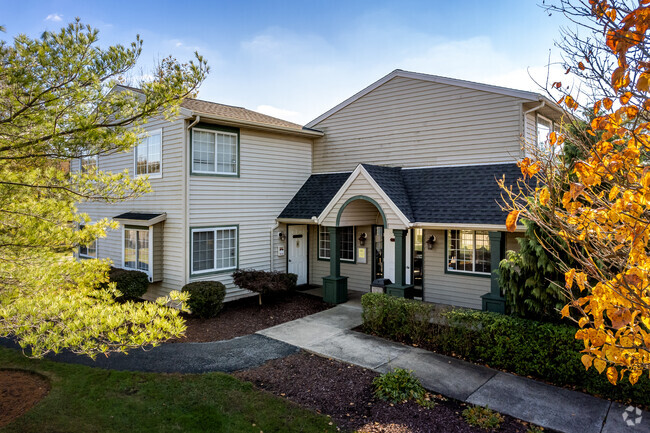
[[361, 292, 435, 344], [361, 292, 650, 407], [181, 281, 226, 318], [372, 368, 434, 408], [108, 267, 149, 299], [232, 269, 297, 304], [462, 405, 504, 430]]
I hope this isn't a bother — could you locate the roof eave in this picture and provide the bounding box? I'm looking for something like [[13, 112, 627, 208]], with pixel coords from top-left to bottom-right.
[[184, 110, 324, 138]]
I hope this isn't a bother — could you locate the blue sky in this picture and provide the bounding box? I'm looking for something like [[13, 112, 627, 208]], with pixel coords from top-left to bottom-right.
[[3, 1, 570, 124]]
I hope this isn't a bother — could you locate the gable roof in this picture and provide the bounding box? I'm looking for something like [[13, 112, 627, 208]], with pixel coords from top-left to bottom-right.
[[305, 69, 562, 128], [279, 163, 526, 228], [278, 172, 351, 220]]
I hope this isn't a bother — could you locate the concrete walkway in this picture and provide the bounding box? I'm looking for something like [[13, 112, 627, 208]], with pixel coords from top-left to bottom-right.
[[257, 299, 650, 433]]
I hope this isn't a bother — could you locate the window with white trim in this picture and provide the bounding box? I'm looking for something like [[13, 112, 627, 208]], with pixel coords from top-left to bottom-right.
[[78, 224, 97, 259], [135, 129, 162, 176], [80, 154, 98, 173], [318, 226, 355, 262], [124, 227, 150, 272], [191, 127, 238, 175], [537, 115, 553, 151], [191, 227, 238, 274], [447, 230, 491, 274]]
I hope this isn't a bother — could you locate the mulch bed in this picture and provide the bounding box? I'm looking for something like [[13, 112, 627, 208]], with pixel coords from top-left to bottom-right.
[[235, 352, 536, 433], [0, 370, 49, 427], [171, 292, 331, 343]]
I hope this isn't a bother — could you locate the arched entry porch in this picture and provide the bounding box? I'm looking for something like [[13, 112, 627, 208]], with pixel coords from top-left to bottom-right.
[[321, 195, 412, 304]]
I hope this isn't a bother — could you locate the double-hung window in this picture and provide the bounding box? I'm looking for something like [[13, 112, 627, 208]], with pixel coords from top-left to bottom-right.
[[78, 224, 97, 259], [191, 126, 238, 175], [124, 227, 150, 272], [191, 226, 238, 274], [318, 226, 355, 262], [135, 129, 162, 177], [447, 230, 491, 274]]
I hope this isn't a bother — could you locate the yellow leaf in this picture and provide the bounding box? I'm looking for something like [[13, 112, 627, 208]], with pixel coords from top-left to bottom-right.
[[629, 369, 642, 385], [579, 317, 589, 328], [539, 188, 550, 206], [505, 210, 520, 232], [603, 98, 614, 110], [594, 358, 607, 374], [565, 269, 576, 290], [581, 354, 594, 370], [561, 304, 570, 318], [637, 74, 650, 92], [606, 366, 618, 385]]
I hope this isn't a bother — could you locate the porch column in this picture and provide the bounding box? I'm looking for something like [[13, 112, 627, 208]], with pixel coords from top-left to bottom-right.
[[481, 231, 506, 313], [322, 226, 348, 304], [386, 229, 413, 298]]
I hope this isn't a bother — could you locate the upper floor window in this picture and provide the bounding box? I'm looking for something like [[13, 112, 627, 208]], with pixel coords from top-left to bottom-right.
[[78, 224, 97, 259], [447, 230, 490, 274], [191, 126, 239, 176], [135, 129, 162, 177], [537, 115, 553, 151], [80, 154, 98, 173], [318, 226, 355, 262]]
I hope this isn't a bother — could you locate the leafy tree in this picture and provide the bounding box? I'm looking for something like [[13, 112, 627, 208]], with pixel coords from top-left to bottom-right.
[[0, 20, 208, 358], [504, 0, 650, 384]]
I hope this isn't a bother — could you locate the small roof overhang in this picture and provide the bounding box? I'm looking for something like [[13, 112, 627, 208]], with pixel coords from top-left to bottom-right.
[[114, 212, 167, 226]]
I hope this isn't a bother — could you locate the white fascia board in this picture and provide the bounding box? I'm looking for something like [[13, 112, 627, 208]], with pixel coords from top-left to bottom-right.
[[305, 69, 542, 129], [411, 222, 525, 232], [316, 164, 411, 228], [115, 213, 167, 227]]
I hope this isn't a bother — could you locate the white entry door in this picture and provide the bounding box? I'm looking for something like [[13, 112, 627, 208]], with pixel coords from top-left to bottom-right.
[[288, 225, 308, 285]]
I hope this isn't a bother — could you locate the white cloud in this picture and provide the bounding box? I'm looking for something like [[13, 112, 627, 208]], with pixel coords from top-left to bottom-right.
[[45, 13, 62, 22], [256, 105, 302, 124]]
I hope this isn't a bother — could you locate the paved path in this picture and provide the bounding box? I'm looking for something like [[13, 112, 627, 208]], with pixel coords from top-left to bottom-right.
[[257, 301, 650, 433], [0, 334, 298, 374]]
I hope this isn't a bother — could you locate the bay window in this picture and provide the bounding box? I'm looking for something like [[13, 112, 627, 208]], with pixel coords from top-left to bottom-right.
[[124, 227, 150, 272]]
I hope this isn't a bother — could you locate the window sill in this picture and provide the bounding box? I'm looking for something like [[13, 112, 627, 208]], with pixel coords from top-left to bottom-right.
[[190, 267, 236, 278], [444, 268, 491, 278]]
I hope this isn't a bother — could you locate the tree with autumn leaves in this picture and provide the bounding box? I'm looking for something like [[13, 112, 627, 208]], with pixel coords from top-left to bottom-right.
[[504, 0, 650, 385]]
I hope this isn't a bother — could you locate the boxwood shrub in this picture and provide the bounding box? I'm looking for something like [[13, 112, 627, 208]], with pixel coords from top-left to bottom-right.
[[181, 281, 226, 318], [108, 267, 149, 299], [361, 292, 650, 407]]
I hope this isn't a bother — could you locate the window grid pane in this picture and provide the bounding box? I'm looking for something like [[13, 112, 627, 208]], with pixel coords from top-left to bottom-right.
[[81, 155, 97, 173], [124, 230, 137, 269], [447, 230, 491, 274], [193, 131, 216, 172], [340, 227, 354, 261], [319, 226, 330, 259], [137, 230, 149, 272], [192, 231, 215, 272]]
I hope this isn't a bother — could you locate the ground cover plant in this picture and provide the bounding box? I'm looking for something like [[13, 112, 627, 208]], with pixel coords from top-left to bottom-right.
[[0, 346, 337, 433]]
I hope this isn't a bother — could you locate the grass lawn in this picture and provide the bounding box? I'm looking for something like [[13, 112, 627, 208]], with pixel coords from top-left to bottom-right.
[[0, 346, 337, 433]]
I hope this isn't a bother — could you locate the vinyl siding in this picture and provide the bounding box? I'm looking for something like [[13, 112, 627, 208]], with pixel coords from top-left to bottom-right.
[[75, 117, 186, 300], [309, 225, 373, 292], [312, 76, 524, 173], [422, 229, 491, 309], [188, 127, 312, 301], [320, 172, 405, 229]]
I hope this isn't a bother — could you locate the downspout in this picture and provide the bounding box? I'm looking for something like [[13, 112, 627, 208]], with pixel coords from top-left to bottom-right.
[[185, 115, 199, 283], [523, 101, 545, 157], [270, 221, 280, 271]]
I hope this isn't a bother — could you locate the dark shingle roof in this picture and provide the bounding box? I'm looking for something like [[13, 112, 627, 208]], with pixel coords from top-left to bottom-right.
[[278, 172, 351, 219], [401, 163, 521, 225], [278, 163, 523, 226], [114, 212, 165, 221], [361, 164, 414, 221]]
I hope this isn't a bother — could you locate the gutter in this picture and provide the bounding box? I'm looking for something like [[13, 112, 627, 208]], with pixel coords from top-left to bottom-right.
[[188, 112, 324, 138]]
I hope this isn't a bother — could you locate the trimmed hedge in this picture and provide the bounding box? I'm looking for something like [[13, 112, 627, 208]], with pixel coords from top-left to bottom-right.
[[361, 292, 650, 407], [181, 281, 226, 318], [232, 269, 297, 304], [108, 267, 149, 299]]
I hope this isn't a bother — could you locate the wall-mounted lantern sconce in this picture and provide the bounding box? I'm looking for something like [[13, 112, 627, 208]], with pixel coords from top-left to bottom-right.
[[390, 237, 395, 242], [279, 232, 286, 242], [426, 235, 437, 250], [358, 232, 367, 246]]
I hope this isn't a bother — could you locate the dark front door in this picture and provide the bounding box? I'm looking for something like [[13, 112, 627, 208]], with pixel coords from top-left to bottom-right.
[[412, 228, 424, 299], [372, 225, 384, 280]]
